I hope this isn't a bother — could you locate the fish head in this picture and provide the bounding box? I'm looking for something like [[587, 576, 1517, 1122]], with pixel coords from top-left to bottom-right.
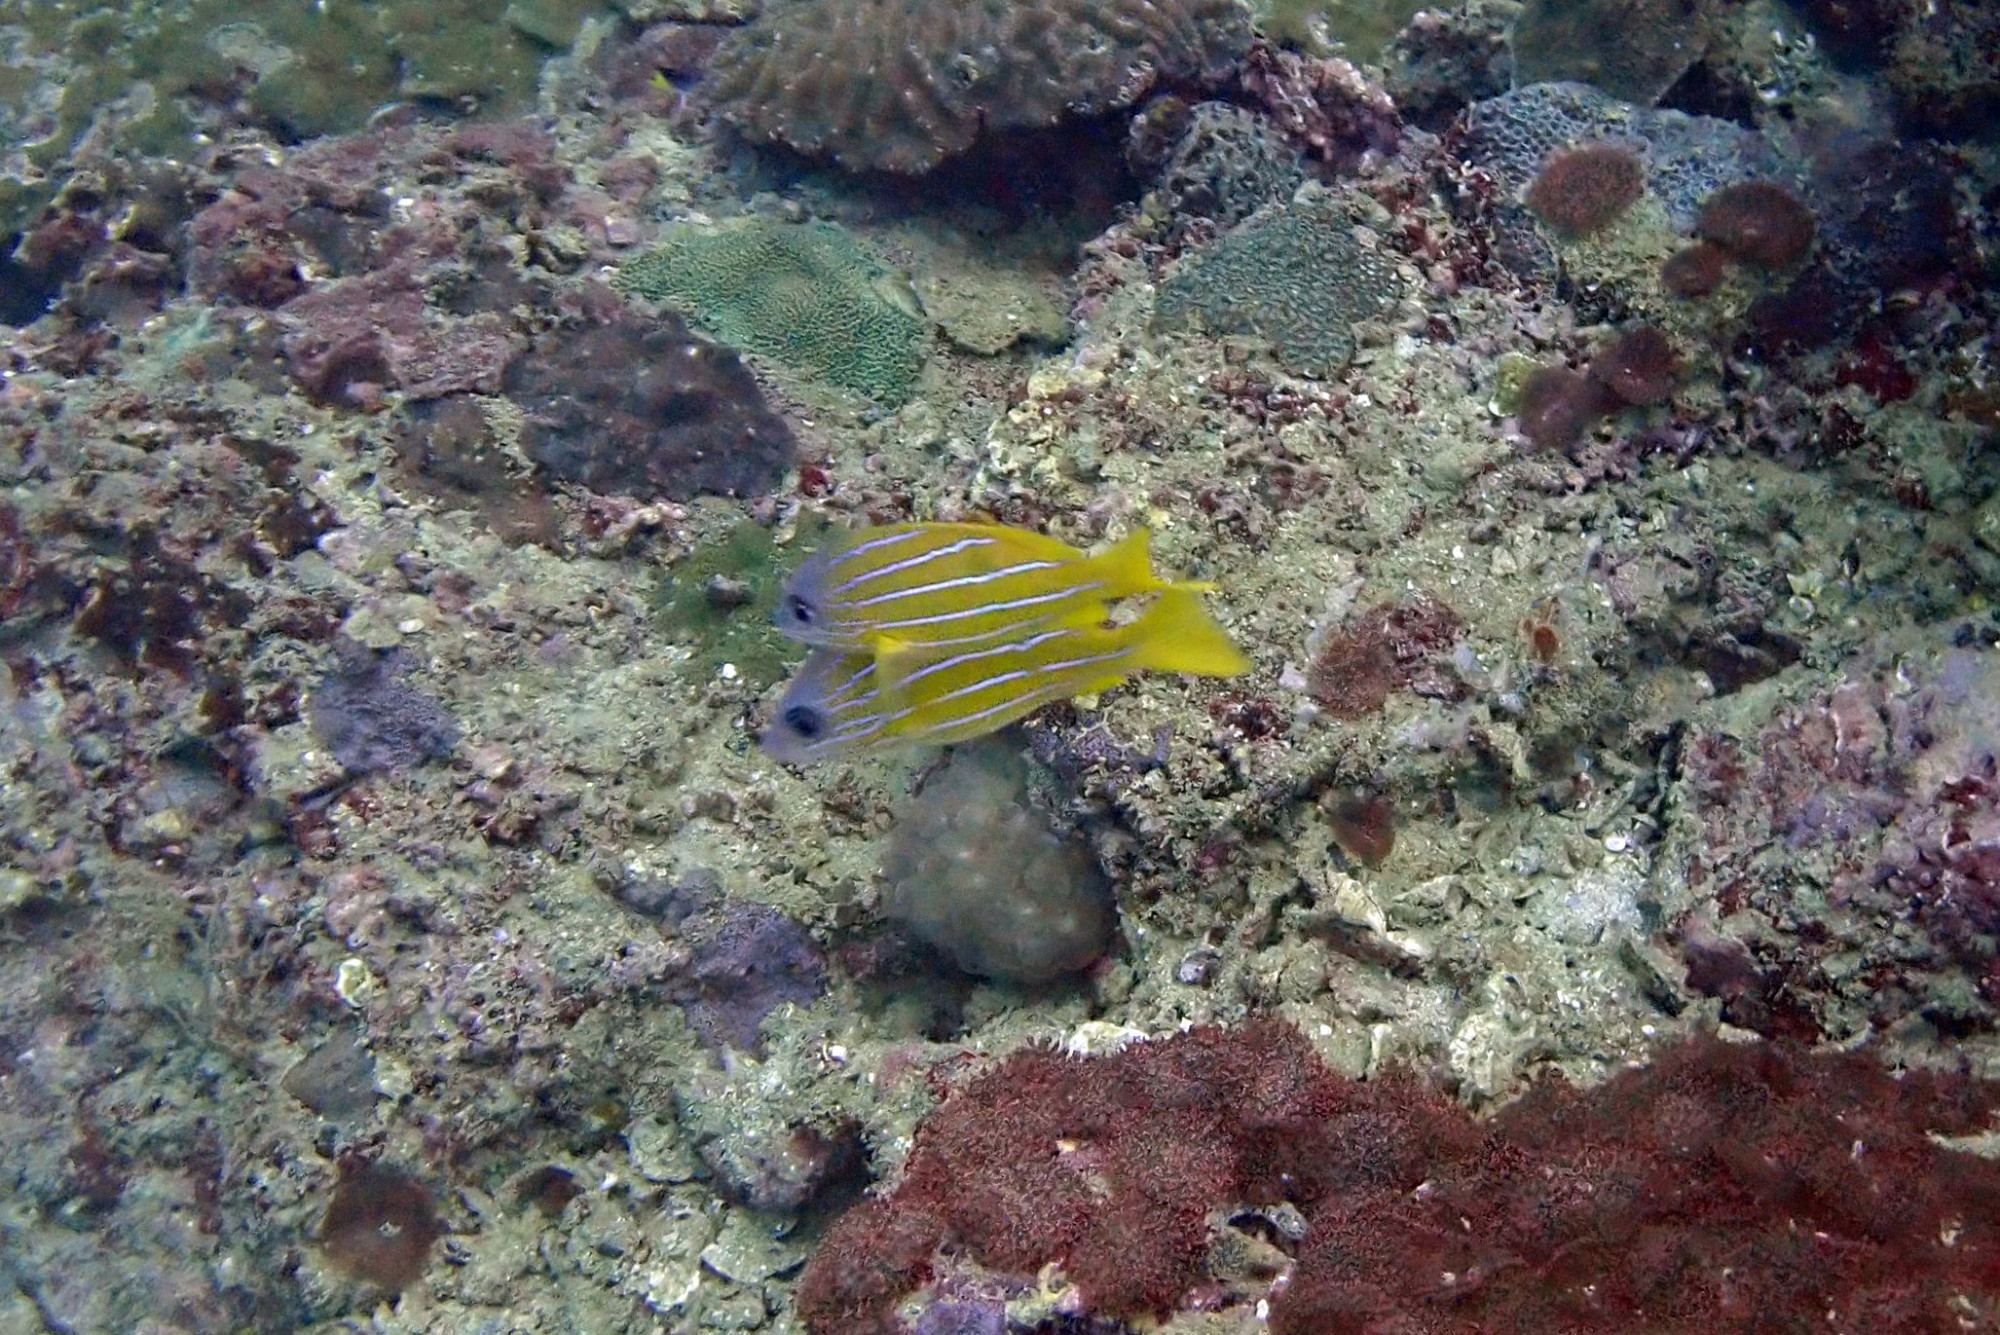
[[772, 551, 835, 643], [758, 648, 885, 764], [760, 697, 835, 765]]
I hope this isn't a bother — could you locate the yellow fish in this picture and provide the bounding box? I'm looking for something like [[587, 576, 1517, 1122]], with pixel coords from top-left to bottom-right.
[[774, 523, 1187, 666], [759, 586, 1249, 765]]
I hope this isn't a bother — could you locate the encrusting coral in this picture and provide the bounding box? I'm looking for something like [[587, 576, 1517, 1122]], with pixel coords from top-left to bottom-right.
[[1154, 194, 1402, 378], [704, 0, 1253, 173], [616, 219, 928, 405], [798, 1021, 2000, 1334]]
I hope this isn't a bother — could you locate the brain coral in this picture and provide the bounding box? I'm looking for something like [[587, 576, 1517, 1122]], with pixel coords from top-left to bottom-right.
[[1154, 194, 1401, 377], [617, 219, 929, 405], [704, 0, 1254, 173]]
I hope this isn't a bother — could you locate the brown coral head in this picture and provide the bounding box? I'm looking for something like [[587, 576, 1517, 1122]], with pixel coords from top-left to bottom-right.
[[1516, 365, 1611, 451], [1523, 141, 1644, 237], [1696, 180, 1815, 269], [1659, 239, 1728, 297], [1587, 324, 1681, 407], [318, 1160, 444, 1292]]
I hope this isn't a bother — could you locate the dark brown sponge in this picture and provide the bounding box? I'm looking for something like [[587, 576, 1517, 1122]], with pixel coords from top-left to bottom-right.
[[1523, 141, 1645, 237], [705, 0, 1253, 174], [1696, 180, 1816, 268]]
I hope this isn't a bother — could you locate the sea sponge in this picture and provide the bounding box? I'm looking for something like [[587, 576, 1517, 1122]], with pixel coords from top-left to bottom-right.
[[1524, 141, 1646, 237], [1659, 239, 1728, 296], [1154, 194, 1402, 378], [616, 219, 928, 405], [1695, 180, 1815, 268], [1587, 324, 1681, 406], [879, 739, 1112, 984], [705, 0, 1253, 173], [1516, 364, 1609, 451]]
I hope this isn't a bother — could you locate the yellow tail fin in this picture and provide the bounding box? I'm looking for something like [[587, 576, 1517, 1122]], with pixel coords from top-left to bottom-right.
[[1126, 587, 1251, 678]]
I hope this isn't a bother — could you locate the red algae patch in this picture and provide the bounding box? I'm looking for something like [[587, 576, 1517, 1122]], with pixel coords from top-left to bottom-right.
[[318, 1160, 445, 1293], [1524, 142, 1645, 237], [1696, 180, 1816, 268]]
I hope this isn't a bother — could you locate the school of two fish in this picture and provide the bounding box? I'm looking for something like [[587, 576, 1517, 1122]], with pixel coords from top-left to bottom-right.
[[759, 522, 1250, 764]]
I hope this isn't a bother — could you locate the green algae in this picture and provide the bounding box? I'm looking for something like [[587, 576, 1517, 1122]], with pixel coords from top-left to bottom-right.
[[650, 519, 809, 690]]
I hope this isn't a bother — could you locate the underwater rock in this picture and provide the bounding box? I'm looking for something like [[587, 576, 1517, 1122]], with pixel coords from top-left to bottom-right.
[[1511, 0, 1717, 105], [880, 739, 1112, 985], [703, 0, 1252, 173], [624, 868, 828, 1055]]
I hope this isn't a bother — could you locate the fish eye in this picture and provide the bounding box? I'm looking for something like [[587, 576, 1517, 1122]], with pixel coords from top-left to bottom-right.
[[782, 704, 825, 740], [784, 594, 815, 626]]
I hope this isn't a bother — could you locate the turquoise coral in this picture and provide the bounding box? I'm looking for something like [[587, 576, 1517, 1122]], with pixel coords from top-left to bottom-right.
[[616, 219, 929, 405]]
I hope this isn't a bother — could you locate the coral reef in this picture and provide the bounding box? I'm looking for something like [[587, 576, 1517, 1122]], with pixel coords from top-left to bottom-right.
[[617, 219, 929, 404], [506, 308, 798, 502], [1154, 193, 1403, 377], [1461, 81, 1783, 232], [881, 739, 1113, 984], [797, 1021, 2000, 1333], [703, 0, 1254, 173]]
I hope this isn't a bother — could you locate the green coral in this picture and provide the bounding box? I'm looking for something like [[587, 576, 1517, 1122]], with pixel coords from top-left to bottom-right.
[[615, 220, 929, 406], [1154, 195, 1402, 378]]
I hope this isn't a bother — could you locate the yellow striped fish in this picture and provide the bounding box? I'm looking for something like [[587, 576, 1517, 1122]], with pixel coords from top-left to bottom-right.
[[773, 523, 1180, 661], [759, 586, 1249, 765]]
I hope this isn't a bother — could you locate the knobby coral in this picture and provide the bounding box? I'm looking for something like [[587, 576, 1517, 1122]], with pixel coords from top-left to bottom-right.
[[797, 1021, 2000, 1334], [704, 0, 1253, 173]]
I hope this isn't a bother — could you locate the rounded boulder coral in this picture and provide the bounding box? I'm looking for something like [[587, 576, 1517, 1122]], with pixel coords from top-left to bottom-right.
[[705, 0, 1253, 174]]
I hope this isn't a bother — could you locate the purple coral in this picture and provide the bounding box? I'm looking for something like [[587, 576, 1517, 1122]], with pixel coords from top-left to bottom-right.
[[624, 870, 827, 1055], [504, 308, 796, 503], [308, 644, 458, 776]]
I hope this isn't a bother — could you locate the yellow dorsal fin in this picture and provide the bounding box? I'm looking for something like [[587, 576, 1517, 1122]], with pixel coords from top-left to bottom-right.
[[1083, 527, 1157, 595], [1124, 587, 1251, 678]]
